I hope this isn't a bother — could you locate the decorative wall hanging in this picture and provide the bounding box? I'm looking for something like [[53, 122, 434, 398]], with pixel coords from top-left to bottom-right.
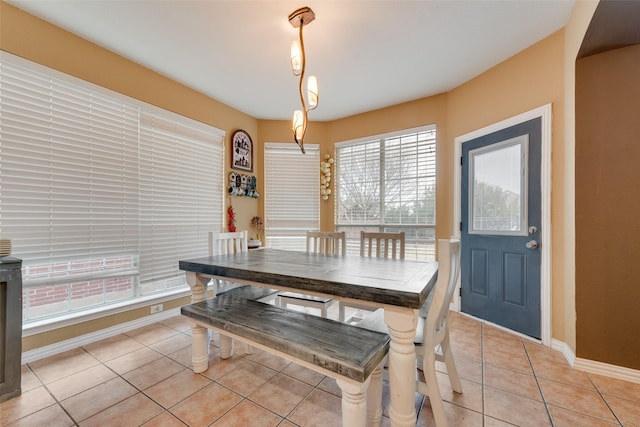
[[320, 154, 333, 201], [227, 205, 236, 232], [228, 172, 259, 198], [231, 129, 253, 172]]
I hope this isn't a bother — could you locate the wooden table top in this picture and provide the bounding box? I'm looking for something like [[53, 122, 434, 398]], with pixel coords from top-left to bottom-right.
[[179, 248, 438, 309]]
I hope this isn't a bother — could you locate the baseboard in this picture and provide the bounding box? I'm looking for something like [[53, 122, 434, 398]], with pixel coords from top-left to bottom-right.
[[573, 356, 640, 384], [551, 338, 640, 385], [21, 307, 182, 364], [551, 338, 576, 366]]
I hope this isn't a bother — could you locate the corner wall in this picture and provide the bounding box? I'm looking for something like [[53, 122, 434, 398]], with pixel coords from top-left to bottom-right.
[[576, 44, 640, 370]]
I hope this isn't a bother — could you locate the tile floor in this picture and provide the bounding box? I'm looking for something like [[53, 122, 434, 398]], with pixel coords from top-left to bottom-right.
[[2, 309, 639, 426]]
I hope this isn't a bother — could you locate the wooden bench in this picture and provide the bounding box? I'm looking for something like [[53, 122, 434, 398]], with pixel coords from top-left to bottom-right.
[[181, 293, 390, 426]]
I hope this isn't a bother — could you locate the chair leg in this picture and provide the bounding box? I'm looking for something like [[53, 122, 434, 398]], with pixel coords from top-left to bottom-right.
[[441, 330, 462, 393], [419, 350, 448, 427], [338, 303, 346, 322]]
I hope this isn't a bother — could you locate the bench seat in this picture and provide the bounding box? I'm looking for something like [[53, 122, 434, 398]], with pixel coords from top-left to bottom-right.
[[181, 295, 389, 382]]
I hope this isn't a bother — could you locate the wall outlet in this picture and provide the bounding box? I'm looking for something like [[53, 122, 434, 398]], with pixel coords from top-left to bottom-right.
[[150, 303, 164, 314]]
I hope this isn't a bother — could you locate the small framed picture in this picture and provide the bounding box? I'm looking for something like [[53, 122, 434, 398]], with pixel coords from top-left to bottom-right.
[[231, 129, 253, 172]]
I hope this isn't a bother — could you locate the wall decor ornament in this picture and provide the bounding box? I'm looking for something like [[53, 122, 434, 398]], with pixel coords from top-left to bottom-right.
[[231, 129, 253, 172], [227, 205, 236, 232], [228, 172, 259, 198], [320, 154, 334, 201]]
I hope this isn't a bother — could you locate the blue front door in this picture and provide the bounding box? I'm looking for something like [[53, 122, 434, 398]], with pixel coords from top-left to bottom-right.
[[460, 118, 542, 339]]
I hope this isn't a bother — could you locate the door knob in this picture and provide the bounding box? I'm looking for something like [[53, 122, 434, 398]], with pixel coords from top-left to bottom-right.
[[526, 240, 539, 249]]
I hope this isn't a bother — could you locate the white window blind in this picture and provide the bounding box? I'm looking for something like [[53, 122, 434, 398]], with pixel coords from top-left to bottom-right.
[[264, 143, 319, 251], [139, 112, 224, 293], [335, 126, 437, 260], [0, 52, 224, 321]]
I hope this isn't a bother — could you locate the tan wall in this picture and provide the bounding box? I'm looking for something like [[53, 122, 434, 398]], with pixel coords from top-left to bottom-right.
[[0, 2, 259, 351], [448, 30, 569, 341], [561, 0, 600, 352], [2, 1, 611, 366], [576, 44, 640, 369]]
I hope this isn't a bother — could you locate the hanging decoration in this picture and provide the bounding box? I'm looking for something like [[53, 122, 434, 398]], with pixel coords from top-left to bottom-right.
[[227, 205, 236, 232], [288, 6, 318, 154], [320, 154, 334, 201]]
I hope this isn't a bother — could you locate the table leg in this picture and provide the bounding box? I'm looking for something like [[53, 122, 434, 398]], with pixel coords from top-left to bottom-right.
[[185, 271, 210, 373], [384, 307, 418, 427]]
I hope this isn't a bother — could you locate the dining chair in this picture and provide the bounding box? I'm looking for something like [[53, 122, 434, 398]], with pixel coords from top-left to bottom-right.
[[208, 230, 280, 356], [208, 230, 249, 295], [338, 231, 406, 323], [357, 238, 463, 427], [360, 230, 405, 260], [277, 231, 345, 317]]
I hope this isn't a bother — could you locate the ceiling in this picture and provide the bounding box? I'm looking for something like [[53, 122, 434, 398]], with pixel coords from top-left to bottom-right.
[[7, 0, 575, 121]]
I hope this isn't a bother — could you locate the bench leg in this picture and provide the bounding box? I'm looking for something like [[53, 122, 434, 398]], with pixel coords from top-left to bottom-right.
[[219, 335, 234, 359], [366, 360, 384, 427], [336, 378, 369, 427], [191, 324, 209, 373]]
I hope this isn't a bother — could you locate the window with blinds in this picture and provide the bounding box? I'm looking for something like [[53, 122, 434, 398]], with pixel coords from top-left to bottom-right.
[[0, 52, 224, 323], [335, 126, 436, 260], [264, 143, 319, 251]]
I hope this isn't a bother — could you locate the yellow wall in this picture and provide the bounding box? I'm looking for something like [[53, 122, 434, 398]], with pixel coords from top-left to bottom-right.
[[1, 1, 603, 361]]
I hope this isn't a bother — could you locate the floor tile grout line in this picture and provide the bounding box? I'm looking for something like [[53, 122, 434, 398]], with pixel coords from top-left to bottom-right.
[[522, 339, 555, 426], [586, 375, 624, 426], [21, 364, 80, 427]]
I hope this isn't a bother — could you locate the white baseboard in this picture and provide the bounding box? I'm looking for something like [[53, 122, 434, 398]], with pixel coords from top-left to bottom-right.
[[573, 356, 640, 384], [551, 338, 576, 366], [21, 307, 182, 364], [552, 338, 640, 384]]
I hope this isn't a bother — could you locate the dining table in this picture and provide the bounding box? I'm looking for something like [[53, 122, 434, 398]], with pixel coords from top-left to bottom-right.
[[179, 248, 438, 427]]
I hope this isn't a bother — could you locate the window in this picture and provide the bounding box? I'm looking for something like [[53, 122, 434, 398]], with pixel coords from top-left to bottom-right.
[[0, 52, 224, 323], [335, 126, 436, 260], [264, 143, 319, 251]]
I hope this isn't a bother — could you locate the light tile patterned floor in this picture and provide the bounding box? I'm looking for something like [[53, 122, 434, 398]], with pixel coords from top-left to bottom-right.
[[2, 310, 639, 426]]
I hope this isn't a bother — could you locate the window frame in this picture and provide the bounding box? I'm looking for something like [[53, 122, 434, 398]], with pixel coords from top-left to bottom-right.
[[263, 142, 320, 251], [0, 51, 225, 332], [334, 125, 437, 260]]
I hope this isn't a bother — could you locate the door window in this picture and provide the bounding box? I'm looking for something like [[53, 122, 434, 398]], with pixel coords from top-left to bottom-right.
[[469, 135, 528, 236]]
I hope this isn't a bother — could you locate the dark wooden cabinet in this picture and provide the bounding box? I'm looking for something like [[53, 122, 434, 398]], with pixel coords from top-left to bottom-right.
[[0, 256, 22, 402]]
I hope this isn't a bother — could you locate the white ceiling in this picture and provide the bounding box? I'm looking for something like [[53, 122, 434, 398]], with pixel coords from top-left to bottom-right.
[[7, 0, 575, 121]]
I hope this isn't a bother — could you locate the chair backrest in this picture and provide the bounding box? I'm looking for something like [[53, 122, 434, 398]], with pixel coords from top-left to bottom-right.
[[360, 231, 405, 260], [425, 238, 461, 339], [306, 231, 346, 256], [208, 230, 248, 256]]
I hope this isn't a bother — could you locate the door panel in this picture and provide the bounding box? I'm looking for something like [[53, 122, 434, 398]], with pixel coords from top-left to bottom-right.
[[461, 117, 541, 339]]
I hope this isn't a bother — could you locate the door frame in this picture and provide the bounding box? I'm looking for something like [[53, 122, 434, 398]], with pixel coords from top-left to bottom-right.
[[452, 104, 552, 346]]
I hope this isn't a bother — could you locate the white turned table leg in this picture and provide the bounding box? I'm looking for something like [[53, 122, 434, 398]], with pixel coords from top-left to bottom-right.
[[366, 360, 384, 427], [336, 378, 368, 427], [384, 308, 418, 427], [185, 271, 210, 373]]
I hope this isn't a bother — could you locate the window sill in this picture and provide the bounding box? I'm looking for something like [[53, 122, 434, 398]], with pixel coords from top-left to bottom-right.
[[22, 288, 191, 337]]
